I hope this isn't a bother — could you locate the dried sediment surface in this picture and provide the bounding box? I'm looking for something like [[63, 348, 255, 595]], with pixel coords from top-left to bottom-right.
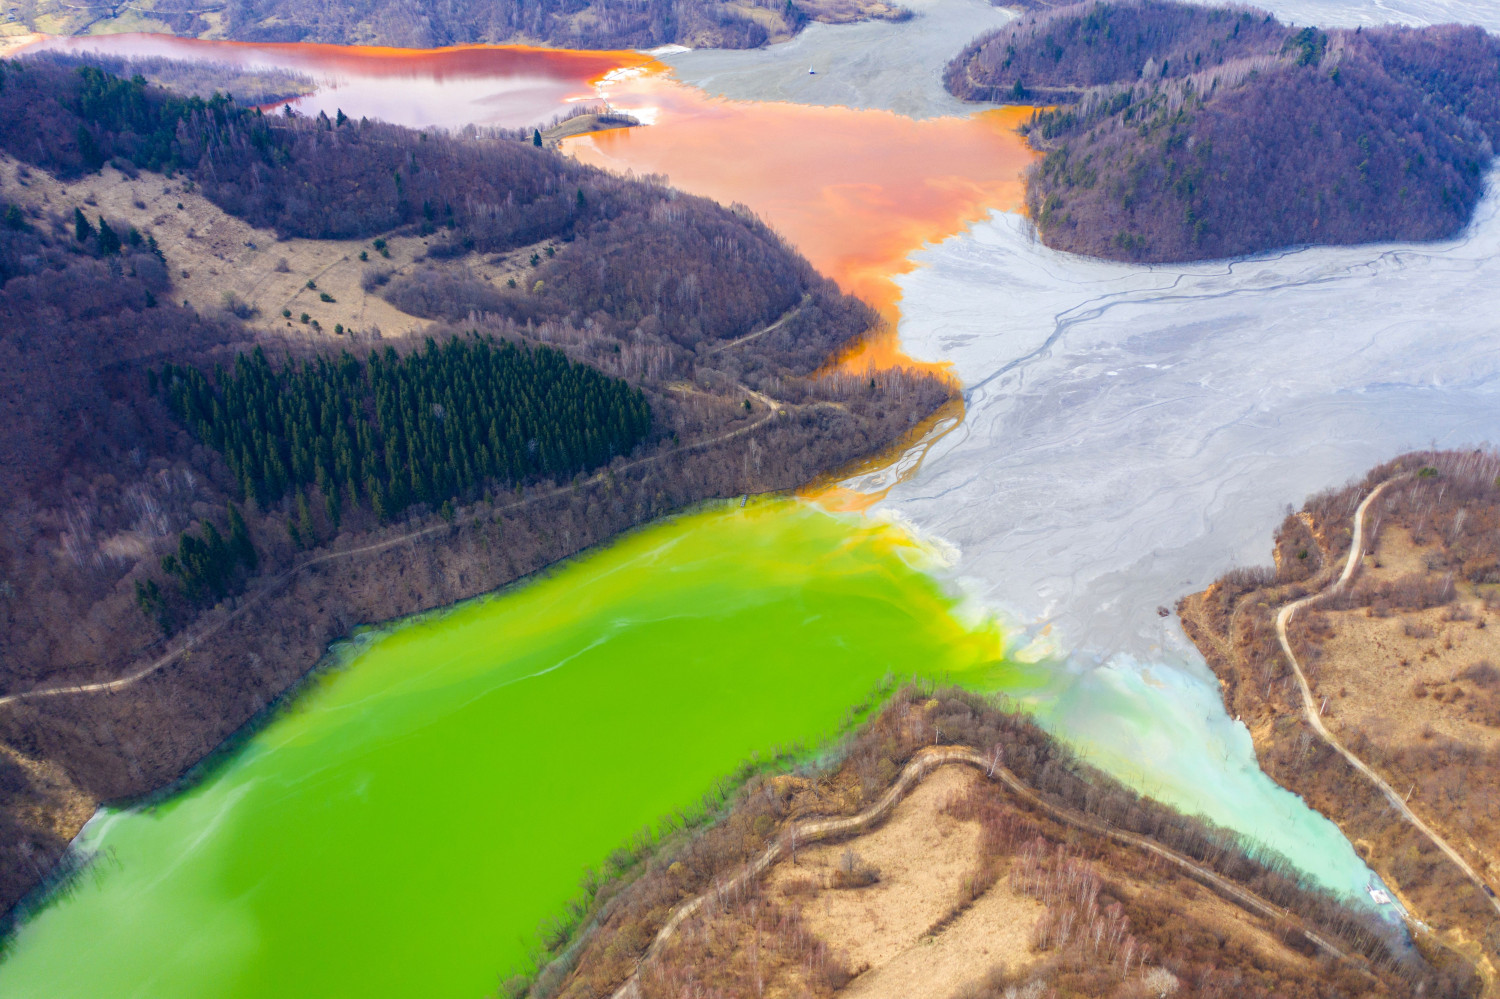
[[662, 0, 1015, 120], [862, 176, 1500, 898]]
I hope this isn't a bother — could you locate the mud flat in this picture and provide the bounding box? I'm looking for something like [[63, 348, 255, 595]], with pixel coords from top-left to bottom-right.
[[1187, 0, 1500, 31], [663, 0, 1013, 119]]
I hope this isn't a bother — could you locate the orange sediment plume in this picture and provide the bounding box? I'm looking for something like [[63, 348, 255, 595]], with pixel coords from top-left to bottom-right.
[[566, 94, 1034, 379], [565, 79, 1034, 501], [19, 33, 658, 78], [12, 35, 1033, 497]]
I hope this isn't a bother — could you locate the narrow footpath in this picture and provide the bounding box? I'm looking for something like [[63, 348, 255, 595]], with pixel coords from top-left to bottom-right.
[[606, 745, 1347, 999], [0, 385, 792, 709]]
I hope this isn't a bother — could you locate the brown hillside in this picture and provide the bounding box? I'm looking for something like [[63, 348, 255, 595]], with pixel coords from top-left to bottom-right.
[[0, 61, 953, 924], [946, 1, 1500, 262], [520, 688, 1473, 999], [8, 0, 909, 51], [1179, 450, 1500, 994]]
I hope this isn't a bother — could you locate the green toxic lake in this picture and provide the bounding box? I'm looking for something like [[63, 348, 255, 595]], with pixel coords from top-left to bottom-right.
[[0, 499, 1008, 999]]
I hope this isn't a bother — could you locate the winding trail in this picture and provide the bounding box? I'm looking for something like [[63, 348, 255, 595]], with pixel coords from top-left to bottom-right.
[[606, 744, 1347, 999], [709, 294, 810, 354], [1275, 477, 1500, 919], [0, 387, 793, 710]]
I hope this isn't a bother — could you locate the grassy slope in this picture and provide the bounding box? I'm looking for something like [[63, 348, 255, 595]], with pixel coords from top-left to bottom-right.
[[541, 687, 1471, 999]]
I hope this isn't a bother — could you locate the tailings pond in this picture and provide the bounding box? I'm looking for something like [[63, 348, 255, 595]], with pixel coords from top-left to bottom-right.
[[0, 501, 1008, 998]]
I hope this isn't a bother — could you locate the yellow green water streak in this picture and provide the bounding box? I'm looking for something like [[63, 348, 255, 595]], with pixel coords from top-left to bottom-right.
[[0, 499, 1009, 999]]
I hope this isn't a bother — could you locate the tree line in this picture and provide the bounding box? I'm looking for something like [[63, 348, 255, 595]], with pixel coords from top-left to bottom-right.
[[155, 336, 652, 524], [167, 0, 809, 50], [135, 505, 258, 631]]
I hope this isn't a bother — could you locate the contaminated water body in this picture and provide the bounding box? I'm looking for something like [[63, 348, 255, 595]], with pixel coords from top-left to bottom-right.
[[565, 75, 1032, 327], [6, 0, 1473, 986], [0, 501, 1010, 999], [19, 34, 658, 129]]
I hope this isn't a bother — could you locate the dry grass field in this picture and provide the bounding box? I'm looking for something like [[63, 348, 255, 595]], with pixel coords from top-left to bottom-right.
[[544, 690, 1441, 999], [1181, 451, 1500, 994]]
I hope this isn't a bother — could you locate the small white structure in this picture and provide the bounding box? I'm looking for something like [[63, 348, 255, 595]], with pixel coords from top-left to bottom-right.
[[1368, 885, 1392, 905]]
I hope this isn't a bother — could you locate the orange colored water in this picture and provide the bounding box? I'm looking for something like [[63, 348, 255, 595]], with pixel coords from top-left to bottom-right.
[[21, 34, 1034, 357], [22, 34, 658, 129], [566, 71, 1034, 499], [565, 74, 1035, 377]]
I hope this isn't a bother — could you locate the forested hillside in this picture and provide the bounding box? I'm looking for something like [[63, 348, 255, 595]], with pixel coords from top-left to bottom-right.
[[26, 52, 314, 107], [2, 57, 823, 349], [159, 339, 652, 519], [11, 0, 909, 51], [946, 1, 1500, 262], [0, 61, 951, 923]]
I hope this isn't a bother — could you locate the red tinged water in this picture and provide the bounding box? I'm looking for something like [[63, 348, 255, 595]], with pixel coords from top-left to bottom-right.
[[18, 34, 658, 129], [17, 34, 1035, 350], [18, 33, 1036, 384]]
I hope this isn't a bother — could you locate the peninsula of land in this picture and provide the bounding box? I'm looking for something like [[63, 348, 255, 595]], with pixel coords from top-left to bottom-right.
[[947, 0, 1500, 262], [1180, 450, 1500, 991]]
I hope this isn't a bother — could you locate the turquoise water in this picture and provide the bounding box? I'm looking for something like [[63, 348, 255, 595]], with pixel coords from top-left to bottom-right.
[[1006, 648, 1395, 907]]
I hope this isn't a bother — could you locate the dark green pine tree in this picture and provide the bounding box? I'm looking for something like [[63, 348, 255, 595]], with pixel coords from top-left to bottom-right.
[[296, 491, 316, 549], [226, 502, 257, 571], [155, 334, 651, 526], [74, 207, 95, 243], [96, 216, 121, 255]]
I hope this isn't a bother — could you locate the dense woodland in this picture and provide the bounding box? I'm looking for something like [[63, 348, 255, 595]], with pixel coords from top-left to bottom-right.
[[541, 687, 1473, 999], [0, 61, 952, 923], [947, 0, 1500, 261], [159, 339, 651, 521], [4, 56, 831, 352], [139, 337, 650, 629], [215, 0, 796, 48], [36, 53, 315, 108]]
